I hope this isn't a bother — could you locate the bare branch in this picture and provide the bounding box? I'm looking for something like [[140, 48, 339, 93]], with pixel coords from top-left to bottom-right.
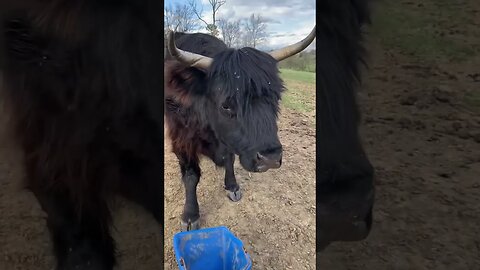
[[218, 18, 242, 47], [164, 3, 200, 33], [211, 0, 226, 23], [188, 0, 209, 27], [243, 13, 268, 48], [188, 0, 226, 37]]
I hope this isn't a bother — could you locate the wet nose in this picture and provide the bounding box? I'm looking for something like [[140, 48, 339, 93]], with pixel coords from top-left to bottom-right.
[[256, 147, 282, 171]]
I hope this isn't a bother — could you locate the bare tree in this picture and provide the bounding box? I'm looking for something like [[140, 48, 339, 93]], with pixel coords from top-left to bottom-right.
[[218, 18, 241, 47], [164, 3, 199, 33], [188, 0, 226, 37], [243, 13, 268, 48]]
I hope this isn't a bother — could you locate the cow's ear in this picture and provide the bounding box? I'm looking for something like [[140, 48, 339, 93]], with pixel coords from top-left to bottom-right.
[[164, 60, 207, 106]]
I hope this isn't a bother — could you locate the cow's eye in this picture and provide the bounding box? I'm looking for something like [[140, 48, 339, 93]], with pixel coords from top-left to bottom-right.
[[220, 103, 235, 118]]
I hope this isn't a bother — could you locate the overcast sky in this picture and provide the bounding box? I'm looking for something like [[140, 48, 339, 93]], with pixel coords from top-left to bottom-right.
[[165, 0, 316, 50]]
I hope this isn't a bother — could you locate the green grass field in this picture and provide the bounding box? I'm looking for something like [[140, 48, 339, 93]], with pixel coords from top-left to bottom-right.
[[370, 0, 479, 63], [279, 69, 315, 84], [279, 68, 316, 114]]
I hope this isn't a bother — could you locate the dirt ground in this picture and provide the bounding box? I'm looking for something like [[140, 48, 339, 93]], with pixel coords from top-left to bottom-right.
[[319, 55, 480, 269], [0, 115, 163, 270]]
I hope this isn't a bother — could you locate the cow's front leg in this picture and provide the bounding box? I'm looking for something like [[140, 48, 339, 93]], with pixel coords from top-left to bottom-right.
[[224, 153, 242, 202], [177, 153, 201, 231]]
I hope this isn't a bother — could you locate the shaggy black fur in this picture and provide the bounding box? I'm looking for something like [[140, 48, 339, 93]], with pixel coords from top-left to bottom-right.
[[1, 1, 163, 269], [317, 0, 375, 251]]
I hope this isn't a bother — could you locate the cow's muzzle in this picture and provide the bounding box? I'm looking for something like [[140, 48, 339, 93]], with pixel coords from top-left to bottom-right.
[[254, 147, 282, 172], [317, 189, 374, 251]]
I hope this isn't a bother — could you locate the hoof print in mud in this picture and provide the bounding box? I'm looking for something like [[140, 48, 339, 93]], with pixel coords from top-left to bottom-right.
[[226, 189, 242, 202], [181, 219, 201, 232]]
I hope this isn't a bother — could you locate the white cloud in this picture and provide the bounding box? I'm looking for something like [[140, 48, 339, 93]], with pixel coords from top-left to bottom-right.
[[266, 22, 316, 50]]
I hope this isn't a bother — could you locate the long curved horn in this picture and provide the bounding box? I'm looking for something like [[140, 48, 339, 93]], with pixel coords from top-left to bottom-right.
[[167, 30, 213, 70], [269, 26, 316, 62]]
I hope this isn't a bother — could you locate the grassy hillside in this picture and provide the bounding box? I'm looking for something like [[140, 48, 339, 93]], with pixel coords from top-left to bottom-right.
[[279, 68, 316, 114]]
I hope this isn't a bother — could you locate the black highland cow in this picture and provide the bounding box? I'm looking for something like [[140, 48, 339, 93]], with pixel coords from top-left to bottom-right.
[[164, 27, 316, 230]]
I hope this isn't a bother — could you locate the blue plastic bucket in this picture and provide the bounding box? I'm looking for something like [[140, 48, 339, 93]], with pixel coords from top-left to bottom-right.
[[172, 226, 252, 270]]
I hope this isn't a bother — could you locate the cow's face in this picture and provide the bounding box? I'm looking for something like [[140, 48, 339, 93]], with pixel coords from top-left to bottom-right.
[[205, 48, 284, 173]]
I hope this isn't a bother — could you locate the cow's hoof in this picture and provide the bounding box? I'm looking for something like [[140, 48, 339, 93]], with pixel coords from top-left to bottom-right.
[[181, 219, 200, 231], [226, 189, 242, 202]]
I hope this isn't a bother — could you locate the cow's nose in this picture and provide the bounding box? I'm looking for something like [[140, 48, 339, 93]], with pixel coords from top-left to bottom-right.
[[255, 147, 282, 171]]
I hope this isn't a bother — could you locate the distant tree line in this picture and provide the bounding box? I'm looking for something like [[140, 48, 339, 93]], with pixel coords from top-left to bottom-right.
[[278, 50, 316, 72]]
